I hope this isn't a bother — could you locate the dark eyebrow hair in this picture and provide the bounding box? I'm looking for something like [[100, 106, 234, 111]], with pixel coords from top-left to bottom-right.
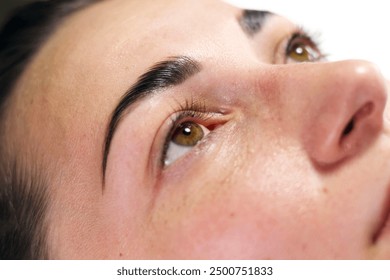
[[102, 56, 201, 182], [239, 9, 271, 37]]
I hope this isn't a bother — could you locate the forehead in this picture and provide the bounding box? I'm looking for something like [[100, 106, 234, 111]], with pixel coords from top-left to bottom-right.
[[54, 0, 242, 67], [20, 0, 245, 113]]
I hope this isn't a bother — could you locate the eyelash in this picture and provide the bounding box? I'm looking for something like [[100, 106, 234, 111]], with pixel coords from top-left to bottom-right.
[[160, 100, 215, 166]]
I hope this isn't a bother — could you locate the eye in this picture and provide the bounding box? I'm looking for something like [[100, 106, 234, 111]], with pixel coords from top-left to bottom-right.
[[286, 33, 322, 63], [164, 121, 210, 166]]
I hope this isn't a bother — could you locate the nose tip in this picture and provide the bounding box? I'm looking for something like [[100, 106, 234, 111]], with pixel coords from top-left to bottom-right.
[[306, 61, 387, 166]]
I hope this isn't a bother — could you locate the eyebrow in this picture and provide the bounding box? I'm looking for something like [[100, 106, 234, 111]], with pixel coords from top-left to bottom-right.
[[102, 56, 201, 181], [239, 10, 271, 37]]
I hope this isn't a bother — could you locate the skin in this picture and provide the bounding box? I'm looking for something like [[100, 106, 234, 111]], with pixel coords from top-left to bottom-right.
[[5, 0, 390, 259]]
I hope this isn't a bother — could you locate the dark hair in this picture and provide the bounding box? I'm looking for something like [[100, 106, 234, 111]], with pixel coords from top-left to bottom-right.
[[0, 0, 99, 259]]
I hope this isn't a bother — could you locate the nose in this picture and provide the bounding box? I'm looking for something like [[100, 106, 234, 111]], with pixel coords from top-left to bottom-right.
[[278, 60, 387, 167]]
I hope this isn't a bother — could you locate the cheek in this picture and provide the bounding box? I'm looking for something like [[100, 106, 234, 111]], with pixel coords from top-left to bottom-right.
[[139, 133, 326, 259], [84, 122, 158, 258]]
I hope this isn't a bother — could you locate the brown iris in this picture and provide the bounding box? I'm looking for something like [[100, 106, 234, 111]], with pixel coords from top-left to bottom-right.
[[287, 35, 320, 62], [172, 122, 204, 146]]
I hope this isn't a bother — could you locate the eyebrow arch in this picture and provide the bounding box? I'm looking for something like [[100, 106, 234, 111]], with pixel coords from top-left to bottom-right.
[[239, 9, 271, 37], [102, 56, 201, 182]]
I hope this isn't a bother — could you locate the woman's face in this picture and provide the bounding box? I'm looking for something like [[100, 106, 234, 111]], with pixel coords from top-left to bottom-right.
[[10, 0, 390, 259]]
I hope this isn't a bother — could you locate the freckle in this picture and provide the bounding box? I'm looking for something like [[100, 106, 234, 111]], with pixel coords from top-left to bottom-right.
[[230, 212, 235, 218], [323, 188, 329, 194], [119, 253, 123, 257]]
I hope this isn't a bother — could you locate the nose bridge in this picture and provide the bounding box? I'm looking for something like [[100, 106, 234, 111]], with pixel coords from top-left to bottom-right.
[[280, 60, 386, 113], [252, 60, 387, 167]]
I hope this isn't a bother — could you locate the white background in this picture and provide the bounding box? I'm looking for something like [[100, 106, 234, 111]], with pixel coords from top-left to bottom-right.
[[224, 0, 390, 79]]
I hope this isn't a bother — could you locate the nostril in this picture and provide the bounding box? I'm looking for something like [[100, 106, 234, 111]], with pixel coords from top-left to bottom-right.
[[341, 102, 374, 139], [342, 118, 355, 137]]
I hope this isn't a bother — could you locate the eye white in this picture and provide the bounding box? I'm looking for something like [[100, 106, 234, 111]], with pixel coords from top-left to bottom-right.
[[164, 123, 209, 166]]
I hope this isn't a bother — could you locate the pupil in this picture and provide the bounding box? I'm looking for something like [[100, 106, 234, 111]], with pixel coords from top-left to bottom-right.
[[183, 126, 192, 136]]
